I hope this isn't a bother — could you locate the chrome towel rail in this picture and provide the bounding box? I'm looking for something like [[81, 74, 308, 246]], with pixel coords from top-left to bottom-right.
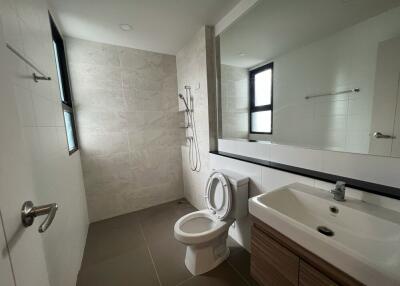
[[6, 43, 51, 82], [305, 88, 360, 100]]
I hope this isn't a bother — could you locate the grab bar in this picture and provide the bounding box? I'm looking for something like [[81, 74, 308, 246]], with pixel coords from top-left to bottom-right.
[[305, 88, 360, 100], [6, 43, 51, 82]]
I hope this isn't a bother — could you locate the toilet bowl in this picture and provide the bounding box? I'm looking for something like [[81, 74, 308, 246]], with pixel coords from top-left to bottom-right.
[[174, 170, 249, 275]]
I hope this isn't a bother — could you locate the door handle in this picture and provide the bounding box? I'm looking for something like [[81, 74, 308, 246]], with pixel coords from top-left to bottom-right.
[[21, 201, 58, 233], [372, 132, 396, 139]]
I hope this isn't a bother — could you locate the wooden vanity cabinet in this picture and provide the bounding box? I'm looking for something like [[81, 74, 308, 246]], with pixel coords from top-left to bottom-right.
[[299, 260, 338, 286], [250, 217, 363, 286]]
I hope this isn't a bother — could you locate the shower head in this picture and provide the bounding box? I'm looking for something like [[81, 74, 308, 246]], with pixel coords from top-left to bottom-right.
[[178, 93, 190, 111]]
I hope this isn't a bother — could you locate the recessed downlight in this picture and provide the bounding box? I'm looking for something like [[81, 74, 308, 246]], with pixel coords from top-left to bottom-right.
[[119, 24, 133, 31]]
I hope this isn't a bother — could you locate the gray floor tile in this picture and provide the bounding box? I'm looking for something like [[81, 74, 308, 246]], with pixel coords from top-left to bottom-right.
[[228, 248, 258, 286], [139, 199, 196, 244], [148, 236, 192, 286], [77, 246, 159, 286], [227, 238, 259, 285], [78, 199, 253, 286], [82, 212, 146, 266], [177, 262, 248, 286]]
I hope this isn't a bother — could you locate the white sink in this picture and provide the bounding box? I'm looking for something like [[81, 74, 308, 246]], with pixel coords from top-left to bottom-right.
[[249, 183, 400, 286]]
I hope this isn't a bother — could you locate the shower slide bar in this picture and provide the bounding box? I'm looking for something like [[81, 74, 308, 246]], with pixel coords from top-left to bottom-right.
[[305, 88, 360, 100], [6, 43, 52, 82]]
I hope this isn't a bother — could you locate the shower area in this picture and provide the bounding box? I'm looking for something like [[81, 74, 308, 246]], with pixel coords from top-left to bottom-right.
[[67, 37, 184, 222], [67, 25, 216, 222]]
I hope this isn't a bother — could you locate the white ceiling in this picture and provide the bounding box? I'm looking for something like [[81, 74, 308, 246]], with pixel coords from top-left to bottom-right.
[[220, 0, 400, 68], [49, 0, 240, 55]]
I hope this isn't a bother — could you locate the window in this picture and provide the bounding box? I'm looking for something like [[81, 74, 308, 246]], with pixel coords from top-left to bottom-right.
[[249, 62, 273, 134], [49, 14, 78, 154]]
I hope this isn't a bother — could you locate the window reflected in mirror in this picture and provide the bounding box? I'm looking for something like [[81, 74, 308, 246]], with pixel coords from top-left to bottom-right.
[[218, 0, 400, 157]]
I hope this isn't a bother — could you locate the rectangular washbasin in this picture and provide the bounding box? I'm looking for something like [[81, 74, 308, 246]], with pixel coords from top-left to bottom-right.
[[249, 183, 400, 286]]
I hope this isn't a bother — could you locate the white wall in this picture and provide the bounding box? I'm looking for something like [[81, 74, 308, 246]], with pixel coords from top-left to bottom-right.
[[0, 213, 14, 286], [214, 139, 400, 250], [0, 0, 89, 285], [250, 6, 400, 154], [66, 37, 184, 222], [176, 26, 217, 210], [221, 64, 249, 139]]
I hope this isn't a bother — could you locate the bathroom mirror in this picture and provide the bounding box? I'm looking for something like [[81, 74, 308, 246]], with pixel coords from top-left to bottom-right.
[[217, 0, 400, 157]]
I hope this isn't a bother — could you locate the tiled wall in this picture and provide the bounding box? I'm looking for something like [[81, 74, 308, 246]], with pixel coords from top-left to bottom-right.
[[0, 1, 89, 285], [221, 64, 249, 139], [213, 139, 400, 250], [66, 38, 184, 222], [176, 26, 217, 210]]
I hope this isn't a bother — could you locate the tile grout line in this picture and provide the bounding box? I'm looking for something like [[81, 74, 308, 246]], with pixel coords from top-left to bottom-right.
[[171, 248, 196, 283], [174, 275, 194, 286], [138, 220, 163, 286], [0, 211, 18, 286], [227, 260, 252, 286]]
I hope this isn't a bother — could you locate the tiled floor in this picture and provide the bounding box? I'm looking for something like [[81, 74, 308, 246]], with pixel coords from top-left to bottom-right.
[[77, 199, 258, 286]]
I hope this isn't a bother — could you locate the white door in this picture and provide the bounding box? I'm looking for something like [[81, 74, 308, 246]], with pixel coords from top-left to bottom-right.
[[390, 72, 400, 157], [0, 211, 15, 286], [369, 36, 400, 156], [0, 16, 50, 286]]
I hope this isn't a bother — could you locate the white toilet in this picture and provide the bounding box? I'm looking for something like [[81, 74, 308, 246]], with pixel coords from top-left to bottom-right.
[[174, 170, 249, 275]]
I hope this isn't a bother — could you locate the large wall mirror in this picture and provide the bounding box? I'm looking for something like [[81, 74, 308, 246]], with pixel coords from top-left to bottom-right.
[[217, 0, 400, 157]]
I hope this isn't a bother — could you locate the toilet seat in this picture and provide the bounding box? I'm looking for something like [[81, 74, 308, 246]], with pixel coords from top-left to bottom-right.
[[204, 171, 232, 220], [174, 210, 233, 245], [174, 170, 249, 275]]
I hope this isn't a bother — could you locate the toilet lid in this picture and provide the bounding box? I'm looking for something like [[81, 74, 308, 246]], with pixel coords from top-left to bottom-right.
[[204, 171, 231, 220]]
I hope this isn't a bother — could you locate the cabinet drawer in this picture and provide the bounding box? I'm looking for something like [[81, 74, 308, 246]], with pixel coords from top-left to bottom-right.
[[300, 260, 338, 286], [251, 225, 299, 286]]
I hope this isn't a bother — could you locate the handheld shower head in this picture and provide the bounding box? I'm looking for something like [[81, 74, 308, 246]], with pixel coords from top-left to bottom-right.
[[178, 93, 190, 111]]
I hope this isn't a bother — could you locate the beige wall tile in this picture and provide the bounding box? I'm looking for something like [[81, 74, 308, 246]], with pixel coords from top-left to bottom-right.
[[67, 37, 183, 222]]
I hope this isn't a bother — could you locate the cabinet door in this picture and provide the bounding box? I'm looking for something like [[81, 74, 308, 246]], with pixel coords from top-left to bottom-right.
[[300, 260, 338, 286], [251, 226, 299, 286]]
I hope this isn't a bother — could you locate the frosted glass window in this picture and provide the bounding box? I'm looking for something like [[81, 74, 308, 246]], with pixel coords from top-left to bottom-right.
[[63, 111, 76, 152], [254, 69, 272, 106], [251, 111, 271, 133], [51, 14, 78, 154]]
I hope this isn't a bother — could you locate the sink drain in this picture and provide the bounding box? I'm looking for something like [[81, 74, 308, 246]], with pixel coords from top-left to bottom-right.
[[317, 226, 334, 237]]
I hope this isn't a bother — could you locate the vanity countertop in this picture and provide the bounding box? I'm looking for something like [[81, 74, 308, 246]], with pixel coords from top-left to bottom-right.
[[249, 183, 400, 286]]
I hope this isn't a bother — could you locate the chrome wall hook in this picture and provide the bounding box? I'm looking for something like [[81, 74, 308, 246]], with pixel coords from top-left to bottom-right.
[[33, 73, 51, 82]]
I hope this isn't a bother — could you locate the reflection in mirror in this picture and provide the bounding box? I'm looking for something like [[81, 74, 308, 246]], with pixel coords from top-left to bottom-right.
[[218, 0, 400, 157]]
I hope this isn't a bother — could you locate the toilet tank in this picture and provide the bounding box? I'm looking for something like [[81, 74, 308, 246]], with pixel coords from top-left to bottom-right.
[[218, 169, 249, 220]]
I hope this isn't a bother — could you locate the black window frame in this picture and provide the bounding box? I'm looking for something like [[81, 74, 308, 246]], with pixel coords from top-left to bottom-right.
[[249, 62, 273, 134], [49, 14, 79, 155]]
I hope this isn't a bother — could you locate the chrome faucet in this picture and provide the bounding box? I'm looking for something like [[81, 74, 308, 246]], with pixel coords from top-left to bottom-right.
[[331, 181, 346, 201]]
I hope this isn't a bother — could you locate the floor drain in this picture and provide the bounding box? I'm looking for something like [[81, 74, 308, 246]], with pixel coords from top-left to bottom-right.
[[317, 226, 334, 237]]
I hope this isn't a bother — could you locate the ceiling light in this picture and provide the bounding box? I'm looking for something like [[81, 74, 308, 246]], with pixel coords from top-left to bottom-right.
[[238, 52, 247, 57], [119, 24, 133, 31]]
